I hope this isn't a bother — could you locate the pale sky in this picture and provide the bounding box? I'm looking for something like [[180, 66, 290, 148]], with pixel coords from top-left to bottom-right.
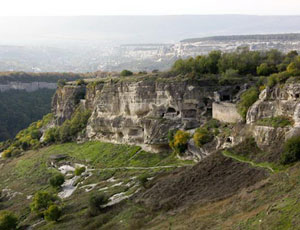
[[1, 0, 300, 16]]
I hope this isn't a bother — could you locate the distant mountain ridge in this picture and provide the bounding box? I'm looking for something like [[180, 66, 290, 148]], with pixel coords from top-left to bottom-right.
[[181, 33, 300, 43]]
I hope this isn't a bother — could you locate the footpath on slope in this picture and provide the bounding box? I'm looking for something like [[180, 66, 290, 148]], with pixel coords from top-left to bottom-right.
[[222, 150, 275, 173]]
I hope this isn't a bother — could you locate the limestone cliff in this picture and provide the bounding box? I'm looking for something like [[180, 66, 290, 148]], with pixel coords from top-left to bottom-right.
[[246, 83, 300, 151], [52, 78, 238, 152]]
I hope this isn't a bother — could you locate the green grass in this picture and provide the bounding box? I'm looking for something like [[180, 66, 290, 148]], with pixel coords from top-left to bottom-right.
[[0, 140, 193, 230], [222, 150, 285, 173], [256, 116, 293, 128]]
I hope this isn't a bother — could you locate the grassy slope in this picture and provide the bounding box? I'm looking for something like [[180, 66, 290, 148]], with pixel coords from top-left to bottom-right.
[[144, 159, 300, 230], [0, 141, 193, 229]]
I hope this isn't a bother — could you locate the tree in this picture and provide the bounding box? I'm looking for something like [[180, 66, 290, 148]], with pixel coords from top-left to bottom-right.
[[30, 191, 57, 215], [170, 130, 190, 154], [193, 128, 213, 147], [44, 205, 62, 222], [257, 63, 274, 76], [120, 70, 133, 77], [281, 136, 300, 164], [49, 174, 65, 188], [0, 211, 18, 230], [237, 87, 259, 120], [88, 193, 108, 217]]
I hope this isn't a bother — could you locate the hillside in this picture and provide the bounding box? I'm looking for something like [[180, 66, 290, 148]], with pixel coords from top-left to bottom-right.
[[2, 50, 300, 229]]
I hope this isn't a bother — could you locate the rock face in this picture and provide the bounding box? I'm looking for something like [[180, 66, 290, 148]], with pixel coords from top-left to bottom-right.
[[52, 85, 86, 125], [246, 84, 300, 151], [247, 85, 300, 125], [212, 102, 242, 123], [52, 78, 231, 151]]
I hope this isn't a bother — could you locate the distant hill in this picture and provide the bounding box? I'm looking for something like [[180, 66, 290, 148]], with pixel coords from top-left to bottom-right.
[[181, 33, 300, 43], [1, 15, 300, 45]]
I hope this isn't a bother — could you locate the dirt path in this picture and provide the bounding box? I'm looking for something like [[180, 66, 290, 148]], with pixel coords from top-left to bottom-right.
[[222, 150, 275, 173], [94, 165, 193, 171]]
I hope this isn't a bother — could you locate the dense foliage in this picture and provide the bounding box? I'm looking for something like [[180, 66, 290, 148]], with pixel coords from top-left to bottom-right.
[[0, 89, 55, 141], [237, 87, 259, 119], [120, 69, 133, 77], [2, 113, 53, 158], [171, 49, 299, 85], [281, 136, 300, 165], [44, 205, 62, 222], [30, 191, 57, 215], [193, 128, 214, 147], [0, 72, 83, 84], [256, 116, 293, 128], [0, 211, 18, 230], [49, 174, 65, 188], [88, 193, 109, 217], [169, 130, 190, 154], [43, 108, 91, 144]]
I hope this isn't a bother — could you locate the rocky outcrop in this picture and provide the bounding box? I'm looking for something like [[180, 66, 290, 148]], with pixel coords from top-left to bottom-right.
[[247, 84, 300, 125], [52, 85, 86, 125], [52, 78, 240, 152], [246, 84, 300, 151], [212, 102, 242, 123]]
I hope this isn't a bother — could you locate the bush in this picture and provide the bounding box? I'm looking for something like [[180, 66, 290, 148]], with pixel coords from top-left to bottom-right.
[[193, 128, 213, 147], [138, 174, 149, 188], [0, 210, 18, 230], [44, 205, 62, 222], [57, 79, 66, 88], [237, 87, 259, 120], [76, 79, 85, 85], [74, 167, 86, 176], [49, 174, 65, 188], [30, 191, 57, 215], [88, 193, 109, 217], [169, 130, 190, 154], [281, 136, 300, 165], [256, 116, 293, 128], [120, 70, 133, 77]]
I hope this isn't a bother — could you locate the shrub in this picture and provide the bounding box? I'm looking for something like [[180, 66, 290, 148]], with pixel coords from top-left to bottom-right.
[[169, 130, 190, 154], [0, 210, 18, 230], [30, 191, 57, 215], [237, 87, 259, 120], [120, 70, 133, 77], [138, 174, 149, 188], [2, 149, 12, 158], [281, 136, 300, 165], [44, 205, 62, 222], [193, 128, 213, 147], [88, 193, 109, 217], [57, 79, 66, 88], [76, 79, 85, 85], [257, 63, 275, 76], [256, 116, 293, 128], [74, 167, 86, 176], [49, 174, 65, 188], [43, 128, 59, 144]]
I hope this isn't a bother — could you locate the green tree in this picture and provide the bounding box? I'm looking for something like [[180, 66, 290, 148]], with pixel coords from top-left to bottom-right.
[[30, 191, 57, 215], [257, 63, 274, 76], [0, 211, 18, 230], [193, 128, 213, 147], [281, 136, 300, 164], [120, 70, 133, 77], [88, 193, 109, 217], [237, 87, 259, 120], [44, 205, 62, 222], [49, 174, 65, 188]]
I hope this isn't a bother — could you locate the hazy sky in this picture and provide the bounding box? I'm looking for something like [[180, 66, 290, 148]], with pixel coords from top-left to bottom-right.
[[1, 0, 300, 16]]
